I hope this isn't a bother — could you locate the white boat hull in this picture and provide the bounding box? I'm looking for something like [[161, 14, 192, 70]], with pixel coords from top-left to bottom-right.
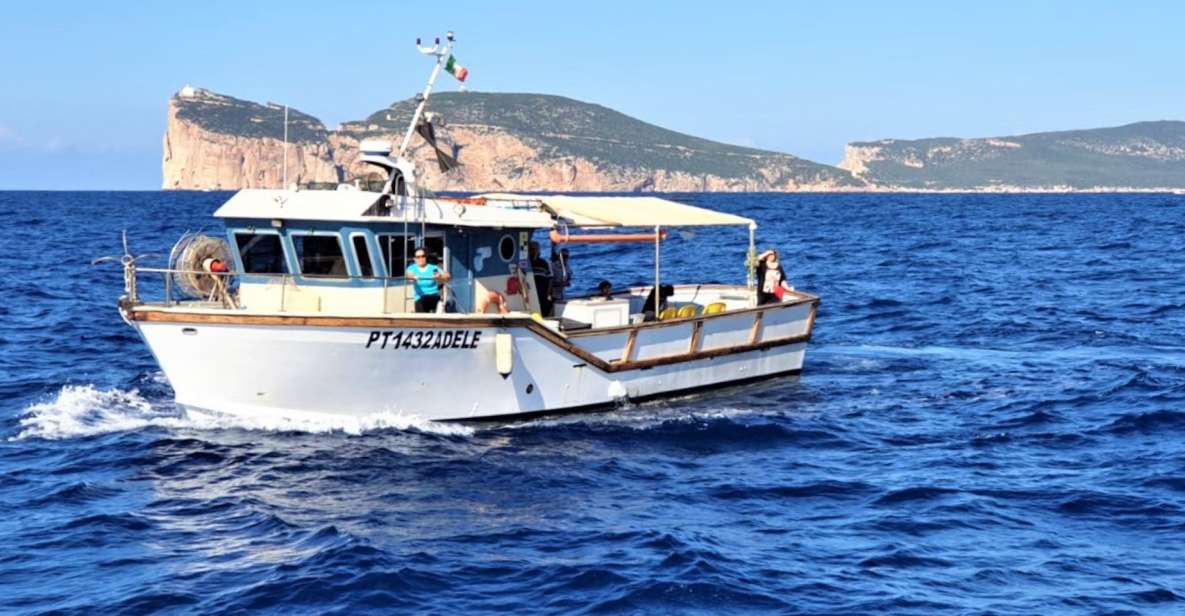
[[128, 296, 815, 422]]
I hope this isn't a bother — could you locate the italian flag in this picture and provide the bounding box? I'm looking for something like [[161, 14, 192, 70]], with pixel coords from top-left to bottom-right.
[[445, 55, 469, 82]]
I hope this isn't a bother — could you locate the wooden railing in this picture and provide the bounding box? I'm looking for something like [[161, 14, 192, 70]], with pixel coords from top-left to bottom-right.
[[533, 293, 818, 372]]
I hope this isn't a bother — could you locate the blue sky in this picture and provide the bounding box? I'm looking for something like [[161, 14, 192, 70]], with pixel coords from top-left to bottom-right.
[[1, 1, 1182, 189]]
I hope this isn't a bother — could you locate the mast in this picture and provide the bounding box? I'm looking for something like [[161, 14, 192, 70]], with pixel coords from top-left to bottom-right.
[[398, 32, 455, 158]]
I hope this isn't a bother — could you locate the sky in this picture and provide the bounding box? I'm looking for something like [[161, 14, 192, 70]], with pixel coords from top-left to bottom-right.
[[1, 0, 1182, 189]]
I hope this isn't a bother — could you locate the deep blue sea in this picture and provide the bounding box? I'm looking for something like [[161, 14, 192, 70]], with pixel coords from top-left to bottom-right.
[[2, 191, 1185, 615]]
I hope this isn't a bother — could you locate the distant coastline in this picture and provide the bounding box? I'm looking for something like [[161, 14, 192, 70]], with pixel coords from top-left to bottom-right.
[[162, 87, 1185, 194]]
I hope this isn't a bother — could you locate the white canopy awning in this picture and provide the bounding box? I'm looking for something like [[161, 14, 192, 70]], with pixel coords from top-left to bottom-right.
[[215, 189, 383, 221], [478, 193, 755, 228], [213, 189, 554, 228]]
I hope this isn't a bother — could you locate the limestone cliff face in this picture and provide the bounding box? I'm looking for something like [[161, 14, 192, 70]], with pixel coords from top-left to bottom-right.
[[163, 88, 864, 192], [162, 88, 339, 190], [331, 126, 847, 192], [837, 143, 884, 177]]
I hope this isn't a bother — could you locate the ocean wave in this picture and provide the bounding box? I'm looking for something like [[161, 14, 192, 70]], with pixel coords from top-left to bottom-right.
[[1101, 409, 1185, 435], [10, 384, 473, 441], [710, 479, 876, 501], [500, 403, 767, 431], [858, 548, 954, 569], [585, 580, 789, 613], [873, 486, 961, 506], [504, 410, 853, 454]]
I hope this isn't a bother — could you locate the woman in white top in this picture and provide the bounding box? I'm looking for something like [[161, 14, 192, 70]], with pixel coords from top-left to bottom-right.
[[755, 249, 793, 305]]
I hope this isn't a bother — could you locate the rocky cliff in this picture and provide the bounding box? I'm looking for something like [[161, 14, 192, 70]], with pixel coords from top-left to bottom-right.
[[163, 87, 340, 190], [838, 121, 1185, 190], [162, 87, 863, 191]]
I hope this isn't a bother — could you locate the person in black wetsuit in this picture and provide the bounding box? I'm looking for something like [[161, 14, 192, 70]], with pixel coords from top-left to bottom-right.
[[549, 248, 572, 302], [528, 241, 553, 316]]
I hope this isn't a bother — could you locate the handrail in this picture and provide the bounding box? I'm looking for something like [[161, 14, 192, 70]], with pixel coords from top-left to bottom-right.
[[562, 292, 817, 338], [127, 263, 462, 315], [120, 262, 807, 334], [134, 265, 449, 283]]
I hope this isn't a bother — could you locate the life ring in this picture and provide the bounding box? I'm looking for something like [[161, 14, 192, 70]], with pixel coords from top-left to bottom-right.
[[478, 290, 510, 315]]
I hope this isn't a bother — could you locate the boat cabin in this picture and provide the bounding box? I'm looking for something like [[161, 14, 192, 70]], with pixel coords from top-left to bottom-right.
[[217, 189, 557, 316], [211, 189, 763, 330]]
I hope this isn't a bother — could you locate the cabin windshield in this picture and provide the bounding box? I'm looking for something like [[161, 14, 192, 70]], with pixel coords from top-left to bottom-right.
[[293, 234, 348, 277], [235, 232, 288, 274]]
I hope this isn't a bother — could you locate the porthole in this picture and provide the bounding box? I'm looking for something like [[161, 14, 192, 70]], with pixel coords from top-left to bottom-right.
[[526, 383, 535, 394], [498, 235, 516, 262]]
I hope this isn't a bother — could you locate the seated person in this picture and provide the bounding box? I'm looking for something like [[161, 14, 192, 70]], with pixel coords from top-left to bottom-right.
[[756, 249, 793, 305], [597, 280, 613, 300], [641, 284, 675, 321], [405, 248, 451, 313]]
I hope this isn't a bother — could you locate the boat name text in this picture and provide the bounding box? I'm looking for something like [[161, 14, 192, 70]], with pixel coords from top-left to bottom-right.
[[365, 330, 482, 350]]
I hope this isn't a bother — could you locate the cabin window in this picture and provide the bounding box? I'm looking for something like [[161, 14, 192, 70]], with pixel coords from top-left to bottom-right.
[[421, 236, 446, 267], [352, 235, 374, 278], [292, 234, 348, 277], [235, 232, 288, 274], [378, 233, 417, 276]]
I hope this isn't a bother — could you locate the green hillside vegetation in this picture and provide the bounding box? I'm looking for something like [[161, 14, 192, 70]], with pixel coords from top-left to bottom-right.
[[173, 90, 328, 143], [853, 121, 1185, 189], [339, 92, 860, 185]]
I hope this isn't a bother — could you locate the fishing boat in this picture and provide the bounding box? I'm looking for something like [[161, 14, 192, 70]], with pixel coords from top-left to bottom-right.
[[107, 33, 819, 422]]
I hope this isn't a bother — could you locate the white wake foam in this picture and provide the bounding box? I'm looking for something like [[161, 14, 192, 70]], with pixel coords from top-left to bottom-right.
[[180, 408, 474, 437], [10, 385, 472, 441]]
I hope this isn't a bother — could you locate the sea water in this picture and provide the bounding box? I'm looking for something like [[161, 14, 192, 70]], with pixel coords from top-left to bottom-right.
[[2, 191, 1184, 614]]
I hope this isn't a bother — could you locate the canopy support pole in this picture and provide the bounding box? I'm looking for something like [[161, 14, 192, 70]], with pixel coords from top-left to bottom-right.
[[747, 222, 757, 307], [654, 224, 661, 316]]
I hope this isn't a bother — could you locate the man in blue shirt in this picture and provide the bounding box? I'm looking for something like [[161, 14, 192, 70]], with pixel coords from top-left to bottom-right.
[[405, 248, 451, 313]]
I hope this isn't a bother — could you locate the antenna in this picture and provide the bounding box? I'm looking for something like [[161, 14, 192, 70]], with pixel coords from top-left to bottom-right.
[[282, 105, 289, 189]]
